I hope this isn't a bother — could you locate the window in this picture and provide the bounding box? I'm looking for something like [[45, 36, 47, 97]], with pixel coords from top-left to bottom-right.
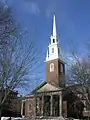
[[61, 64, 64, 73], [52, 48, 54, 53], [29, 104, 32, 110], [50, 63, 54, 72], [53, 39, 55, 43]]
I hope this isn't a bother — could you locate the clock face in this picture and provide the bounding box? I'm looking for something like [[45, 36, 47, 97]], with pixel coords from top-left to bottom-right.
[[50, 63, 54, 72]]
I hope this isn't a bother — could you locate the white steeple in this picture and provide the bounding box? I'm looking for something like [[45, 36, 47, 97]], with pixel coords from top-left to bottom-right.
[[53, 14, 57, 37], [46, 50, 49, 60], [46, 14, 60, 62]]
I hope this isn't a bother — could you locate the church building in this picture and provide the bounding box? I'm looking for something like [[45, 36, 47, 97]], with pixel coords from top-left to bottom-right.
[[21, 15, 67, 118], [21, 15, 87, 119]]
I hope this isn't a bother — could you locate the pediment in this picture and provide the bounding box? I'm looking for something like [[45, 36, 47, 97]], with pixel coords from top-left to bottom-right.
[[36, 83, 62, 93]]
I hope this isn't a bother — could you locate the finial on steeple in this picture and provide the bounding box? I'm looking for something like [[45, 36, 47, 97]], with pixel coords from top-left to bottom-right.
[[53, 14, 57, 37]]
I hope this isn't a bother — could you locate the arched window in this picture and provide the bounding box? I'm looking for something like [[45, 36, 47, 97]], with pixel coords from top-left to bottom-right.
[[53, 39, 55, 43], [50, 63, 54, 72]]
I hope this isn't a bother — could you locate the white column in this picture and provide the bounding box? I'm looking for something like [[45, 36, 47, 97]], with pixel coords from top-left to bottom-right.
[[50, 95, 53, 116], [41, 96, 44, 116], [34, 96, 37, 117], [21, 100, 26, 117], [21, 100, 23, 116], [59, 92, 62, 116]]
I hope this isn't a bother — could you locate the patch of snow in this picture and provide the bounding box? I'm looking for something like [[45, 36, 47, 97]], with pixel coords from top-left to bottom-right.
[[1, 117, 10, 120]]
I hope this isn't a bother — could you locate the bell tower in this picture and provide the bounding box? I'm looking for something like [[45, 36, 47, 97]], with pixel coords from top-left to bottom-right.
[[46, 15, 65, 87]]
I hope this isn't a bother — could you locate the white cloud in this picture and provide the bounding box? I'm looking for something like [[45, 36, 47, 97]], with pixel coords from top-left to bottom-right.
[[29, 2, 40, 14], [1, 0, 5, 3], [23, 1, 40, 15]]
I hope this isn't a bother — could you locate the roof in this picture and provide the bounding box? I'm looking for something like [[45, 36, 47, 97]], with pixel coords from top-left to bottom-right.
[[36, 83, 62, 93], [22, 81, 47, 99], [31, 81, 47, 94], [23, 80, 64, 99]]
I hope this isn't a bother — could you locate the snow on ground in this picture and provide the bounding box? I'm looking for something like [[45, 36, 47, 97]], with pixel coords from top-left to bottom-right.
[[1, 117, 22, 120]]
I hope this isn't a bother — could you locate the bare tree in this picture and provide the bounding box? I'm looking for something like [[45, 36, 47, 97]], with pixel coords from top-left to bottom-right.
[[66, 49, 90, 114], [0, 3, 40, 118]]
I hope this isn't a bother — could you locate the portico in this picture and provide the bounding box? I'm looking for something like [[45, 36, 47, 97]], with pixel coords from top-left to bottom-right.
[[34, 83, 63, 118]]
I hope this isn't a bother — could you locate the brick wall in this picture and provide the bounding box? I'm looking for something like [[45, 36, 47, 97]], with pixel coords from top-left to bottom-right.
[[22, 97, 35, 117]]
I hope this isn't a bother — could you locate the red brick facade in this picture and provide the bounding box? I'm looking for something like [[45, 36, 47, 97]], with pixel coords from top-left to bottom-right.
[[22, 96, 35, 117], [46, 59, 65, 87]]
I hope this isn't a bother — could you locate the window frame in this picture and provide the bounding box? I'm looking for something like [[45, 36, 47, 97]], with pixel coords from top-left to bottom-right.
[[50, 63, 54, 72]]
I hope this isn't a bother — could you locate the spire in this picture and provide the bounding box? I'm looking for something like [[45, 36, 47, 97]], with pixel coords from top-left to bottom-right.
[[53, 14, 57, 37], [46, 14, 60, 62]]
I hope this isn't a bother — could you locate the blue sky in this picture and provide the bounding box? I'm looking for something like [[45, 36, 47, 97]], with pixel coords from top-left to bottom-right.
[[4, 0, 90, 94]]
